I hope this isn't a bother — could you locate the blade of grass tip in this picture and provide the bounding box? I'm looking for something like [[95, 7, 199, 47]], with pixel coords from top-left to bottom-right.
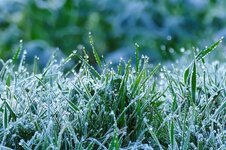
[[74, 53, 101, 80], [191, 60, 196, 104], [135, 43, 139, 73], [33, 56, 38, 74], [89, 32, 102, 69], [6, 75, 11, 87], [184, 67, 190, 85], [12, 40, 23, 64], [117, 61, 123, 75], [61, 52, 76, 66], [196, 37, 223, 61]]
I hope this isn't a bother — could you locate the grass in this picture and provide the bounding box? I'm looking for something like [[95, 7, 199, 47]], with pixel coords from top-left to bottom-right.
[[0, 38, 225, 149]]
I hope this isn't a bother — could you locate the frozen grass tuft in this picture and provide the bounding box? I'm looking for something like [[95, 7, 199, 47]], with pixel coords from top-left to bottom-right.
[[0, 39, 225, 149]]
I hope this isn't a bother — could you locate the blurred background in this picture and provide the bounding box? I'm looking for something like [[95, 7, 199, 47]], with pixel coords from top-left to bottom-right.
[[0, 0, 226, 67]]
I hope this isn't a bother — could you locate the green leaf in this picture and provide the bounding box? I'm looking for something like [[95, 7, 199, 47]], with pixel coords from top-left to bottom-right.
[[196, 37, 223, 61]]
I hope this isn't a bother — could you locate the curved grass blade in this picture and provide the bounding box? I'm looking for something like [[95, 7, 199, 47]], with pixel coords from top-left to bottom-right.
[[196, 37, 223, 61]]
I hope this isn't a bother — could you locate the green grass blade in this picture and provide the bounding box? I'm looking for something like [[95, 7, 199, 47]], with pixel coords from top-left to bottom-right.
[[12, 40, 23, 64], [67, 99, 79, 112], [191, 61, 196, 104], [109, 129, 119, 150], [140, 64, 160, 88], [74, 53, 101, 80], [6, 75, 11, 87], [135, 43, 139, 73], [33, 57, 38, 74], [169, 120, 175, 150], [3, 105, 8, 129], [145, 122, 163, 150], [131, 69, 144, 98], [196, 37, 223, 61], [57, 82, 62, 90], [89, 32, 102, 69], [4, 101, 16, 121], [117, 61, 123, 75], [184, 67, 190, 85]]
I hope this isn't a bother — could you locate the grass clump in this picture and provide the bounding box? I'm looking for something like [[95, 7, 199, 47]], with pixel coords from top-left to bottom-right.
[[0, 39, 225, 149]]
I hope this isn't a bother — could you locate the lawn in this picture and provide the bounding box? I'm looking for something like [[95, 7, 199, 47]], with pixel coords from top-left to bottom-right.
[[0, 38, 225, 149]]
